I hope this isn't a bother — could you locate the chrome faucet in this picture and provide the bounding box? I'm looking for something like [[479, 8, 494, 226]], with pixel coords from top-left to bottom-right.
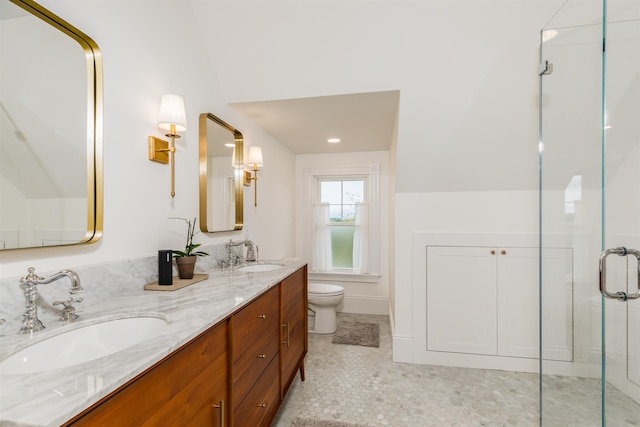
[[224, 239, 257, 266], [19, 267, 83, 334]]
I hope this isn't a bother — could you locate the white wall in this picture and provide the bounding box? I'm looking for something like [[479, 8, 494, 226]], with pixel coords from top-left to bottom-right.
[[0, 1, 296, 280], [295, 151, 390, 315]]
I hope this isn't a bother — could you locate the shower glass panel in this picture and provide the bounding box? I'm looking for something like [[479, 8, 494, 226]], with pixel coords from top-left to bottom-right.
[[602, 10, 640, 426], [539, 0, 640, 425]]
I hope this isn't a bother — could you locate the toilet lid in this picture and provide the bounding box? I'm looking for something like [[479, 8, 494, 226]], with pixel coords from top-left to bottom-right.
[[308, 283, 344, 296]]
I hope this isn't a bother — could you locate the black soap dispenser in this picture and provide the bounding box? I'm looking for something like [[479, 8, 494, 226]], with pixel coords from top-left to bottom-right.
[[158, 250, 173, 286]]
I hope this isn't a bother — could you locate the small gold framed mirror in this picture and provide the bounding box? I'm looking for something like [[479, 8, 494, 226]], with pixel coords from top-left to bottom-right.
[[199, 113, 244, 232]]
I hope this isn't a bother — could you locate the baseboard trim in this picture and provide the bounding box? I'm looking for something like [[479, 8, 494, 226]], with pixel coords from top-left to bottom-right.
[[393, 335, 413, 363], [337, 295, 388, 315]]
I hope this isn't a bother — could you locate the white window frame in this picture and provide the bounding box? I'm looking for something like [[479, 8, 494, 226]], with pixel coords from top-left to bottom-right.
[[303, 164, 380, 283]]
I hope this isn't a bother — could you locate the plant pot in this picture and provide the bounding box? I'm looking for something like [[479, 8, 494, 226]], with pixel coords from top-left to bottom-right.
[[176, 256, 197, 279]]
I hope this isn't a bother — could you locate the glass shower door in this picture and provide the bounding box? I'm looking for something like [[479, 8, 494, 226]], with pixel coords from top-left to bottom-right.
[[539, 2, 640, 425], [600, 11, 640, 426]]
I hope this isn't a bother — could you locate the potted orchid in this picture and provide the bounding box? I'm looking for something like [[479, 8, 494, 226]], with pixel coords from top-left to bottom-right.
[[171, 217, 208, 279]]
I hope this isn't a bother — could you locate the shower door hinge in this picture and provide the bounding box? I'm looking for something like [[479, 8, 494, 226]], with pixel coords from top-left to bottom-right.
[[538, 60, 553, 76]]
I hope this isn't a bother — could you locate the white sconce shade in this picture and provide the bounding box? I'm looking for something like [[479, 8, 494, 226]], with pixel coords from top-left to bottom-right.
[[158, 94, 187, 132], [248, 146, 263, 168]]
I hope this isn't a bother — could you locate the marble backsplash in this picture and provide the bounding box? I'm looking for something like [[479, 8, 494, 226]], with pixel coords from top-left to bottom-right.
[[0, 243, 233, 334]]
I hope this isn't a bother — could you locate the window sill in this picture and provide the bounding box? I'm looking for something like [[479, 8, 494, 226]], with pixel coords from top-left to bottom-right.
[[308, 271, 381, 283]]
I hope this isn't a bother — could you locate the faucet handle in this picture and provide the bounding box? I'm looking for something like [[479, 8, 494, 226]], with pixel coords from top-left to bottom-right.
[[53, 297, 83, 321], [20, 267, 44, 285]]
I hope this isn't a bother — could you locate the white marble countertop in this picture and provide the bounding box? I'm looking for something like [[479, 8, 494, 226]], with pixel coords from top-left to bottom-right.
[[0, 259, 306, 427]]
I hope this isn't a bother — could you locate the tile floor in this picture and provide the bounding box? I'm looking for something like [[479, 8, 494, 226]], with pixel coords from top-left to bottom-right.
[[272, 313, 639, 427]]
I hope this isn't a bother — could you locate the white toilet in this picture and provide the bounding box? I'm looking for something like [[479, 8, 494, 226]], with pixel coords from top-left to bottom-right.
[[308, 283, 344, 334]]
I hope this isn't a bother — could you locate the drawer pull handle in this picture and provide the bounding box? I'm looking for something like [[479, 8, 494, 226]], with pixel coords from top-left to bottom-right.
[[501, 250, 507, 255], [257, 403, 267, 408], [257, 354, 266, 358], [212, 399, 224, 426], [283, 321, 290, 347], [257, 314, 266, 319], [490, 250, 496, 255]]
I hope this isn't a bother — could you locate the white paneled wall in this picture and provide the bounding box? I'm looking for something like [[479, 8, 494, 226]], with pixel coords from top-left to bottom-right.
[[394, 191, 539, 362]]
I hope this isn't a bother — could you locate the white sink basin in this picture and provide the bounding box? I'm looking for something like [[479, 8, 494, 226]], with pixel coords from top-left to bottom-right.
[[236, 263, 284, 273], [0, 316, 168, 375]]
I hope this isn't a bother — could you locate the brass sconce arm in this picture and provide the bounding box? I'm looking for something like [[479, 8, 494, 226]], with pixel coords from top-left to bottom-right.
[[250, 164, 259, 207]]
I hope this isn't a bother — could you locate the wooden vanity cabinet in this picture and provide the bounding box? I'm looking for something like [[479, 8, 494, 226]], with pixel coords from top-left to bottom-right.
[[230, 285, 281, 426], [63, 265, 308, 427], [227, 266, 307, 426], [280, 264, 308, 397], [66, 320, 228, 427]]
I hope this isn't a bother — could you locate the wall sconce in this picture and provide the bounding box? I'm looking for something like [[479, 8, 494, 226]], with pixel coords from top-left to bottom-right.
[[148, 94, 187, 198], [244, 146, 263, 207]]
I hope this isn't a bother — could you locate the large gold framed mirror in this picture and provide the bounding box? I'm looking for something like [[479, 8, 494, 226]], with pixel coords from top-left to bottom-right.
[[0, 0, 103, 250], [199, 113, 244, 232]]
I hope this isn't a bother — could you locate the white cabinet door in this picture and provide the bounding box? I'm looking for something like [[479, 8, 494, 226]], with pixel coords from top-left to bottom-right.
[[497, 248, 540, 358], [497, 247, 573, 360], [497, 247, 539, 359], [427, 246, 497, 355]]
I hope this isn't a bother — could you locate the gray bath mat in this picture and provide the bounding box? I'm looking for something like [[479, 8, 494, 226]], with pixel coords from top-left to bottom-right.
[[291, 417, 369, 427], [331, 321, 380, 347]]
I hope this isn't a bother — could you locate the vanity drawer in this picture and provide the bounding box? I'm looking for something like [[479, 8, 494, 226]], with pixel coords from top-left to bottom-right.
[[232, 285, 279, 365], [231, 285, 280, 410], [233, 355, 280, 427], [232, 344, 279, 410]]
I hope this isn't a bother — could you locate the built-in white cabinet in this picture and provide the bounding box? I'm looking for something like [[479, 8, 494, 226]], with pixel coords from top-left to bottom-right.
[[427, 246, 573, 361]]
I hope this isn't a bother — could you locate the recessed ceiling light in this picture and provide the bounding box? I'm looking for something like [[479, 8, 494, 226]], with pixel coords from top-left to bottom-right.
[[327, 138, 341, 143]]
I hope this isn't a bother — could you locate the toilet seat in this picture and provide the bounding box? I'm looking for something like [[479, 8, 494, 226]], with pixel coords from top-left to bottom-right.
[[308, 283, 344, 297]]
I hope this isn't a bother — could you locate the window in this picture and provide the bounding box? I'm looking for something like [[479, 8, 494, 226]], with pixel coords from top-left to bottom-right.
[[304, 164, 380, 281], [319, 179, 365, 269]]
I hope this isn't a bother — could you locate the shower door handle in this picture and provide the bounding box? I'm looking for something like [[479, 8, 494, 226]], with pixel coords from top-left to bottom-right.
[[599, 247, 640, 301]]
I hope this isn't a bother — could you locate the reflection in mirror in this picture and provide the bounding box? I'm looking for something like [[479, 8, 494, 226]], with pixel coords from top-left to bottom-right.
[[199, 113, 243, 232], [0, 0, 103, 250]]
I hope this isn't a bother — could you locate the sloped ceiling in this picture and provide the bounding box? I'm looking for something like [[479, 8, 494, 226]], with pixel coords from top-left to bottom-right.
[[192, 0, 584, 193]]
